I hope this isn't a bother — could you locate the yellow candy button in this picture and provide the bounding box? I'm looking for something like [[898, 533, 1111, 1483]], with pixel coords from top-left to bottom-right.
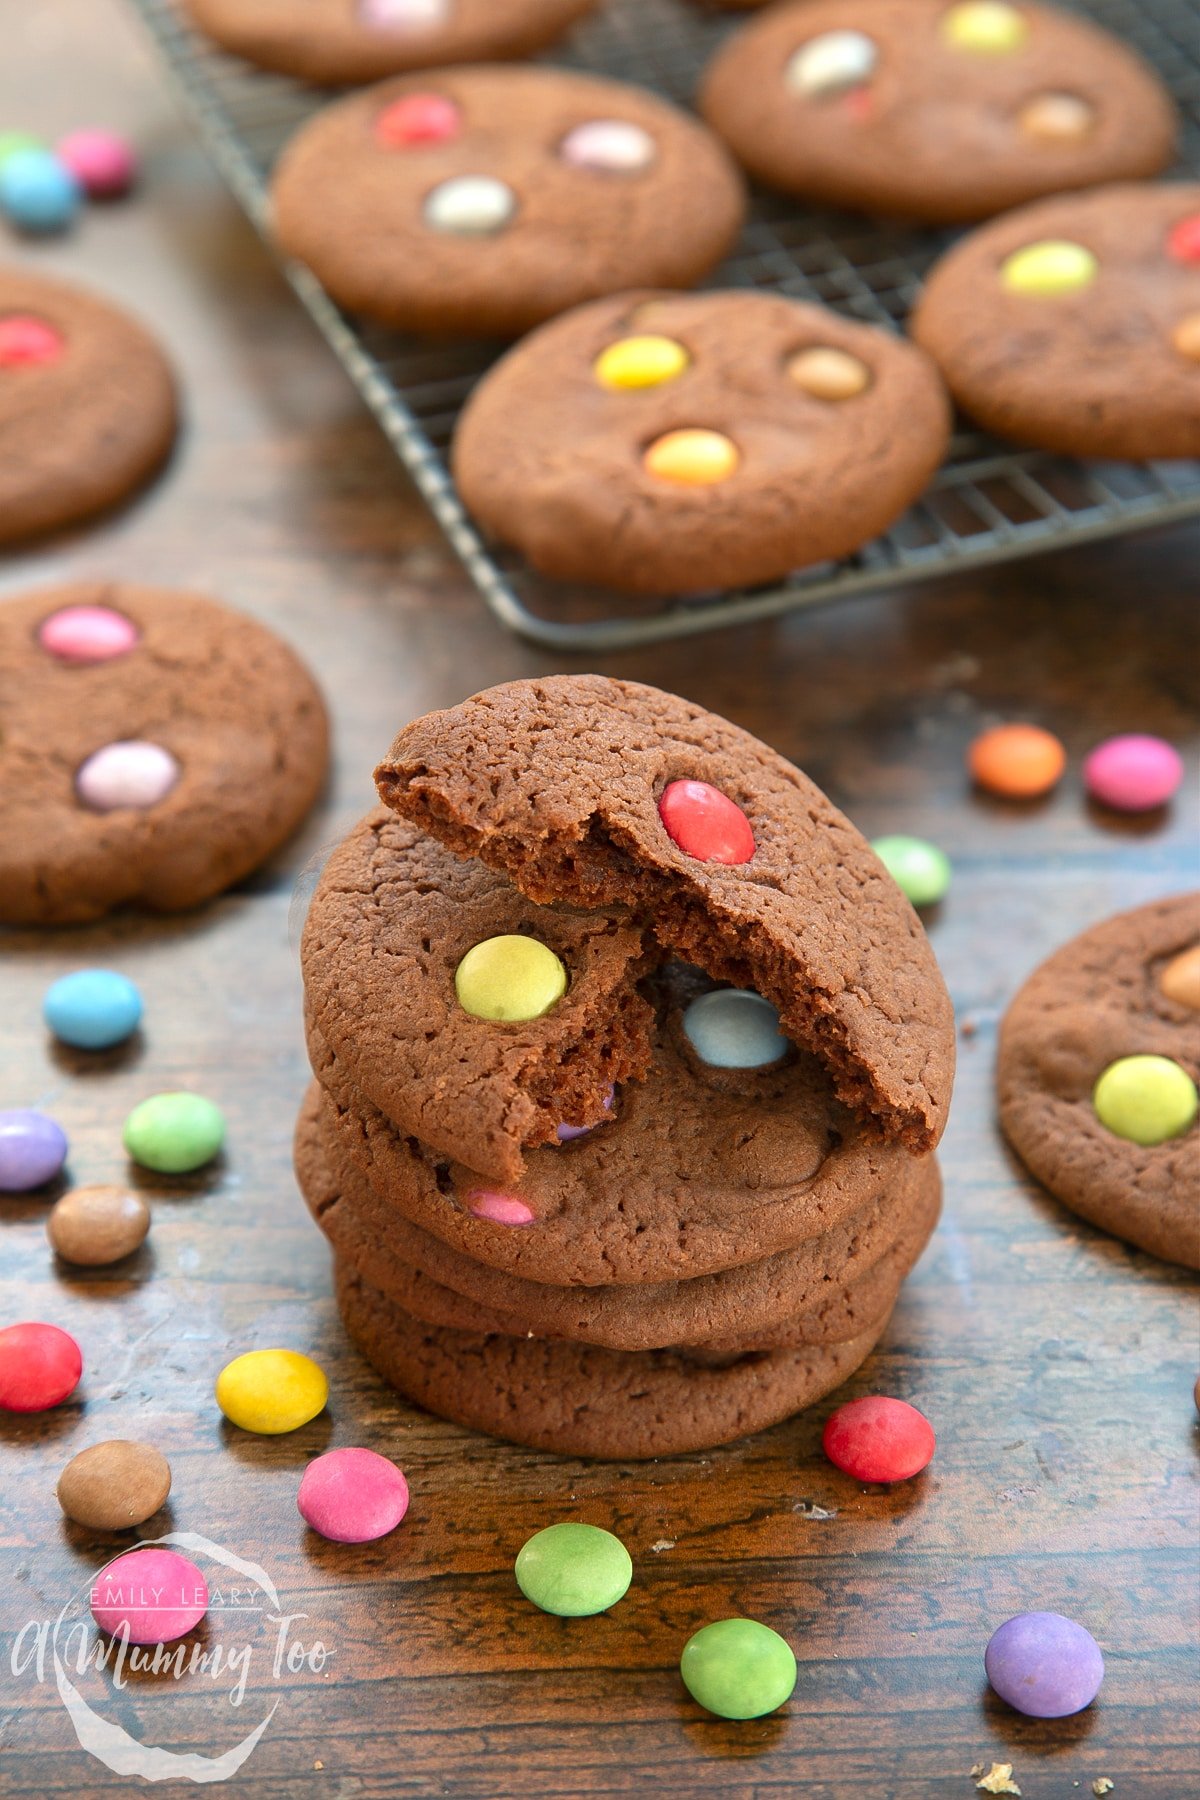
[[1171, 311, 1200, 362], [216, 1349, 328, 1435], [455, 934, 567, 1022], [942, 1, 1030, 53], [594, 335, 689, 391], [643, 428, 740, 485], [1001, 239, 1098, 297]]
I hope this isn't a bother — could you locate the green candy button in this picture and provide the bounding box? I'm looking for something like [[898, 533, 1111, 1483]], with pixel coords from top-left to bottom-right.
[[0, 131, 43, 170], [680, 1617, 798, 1720], [1093, 1054, 1198, 1146], [123, 1092, 226, 1174], [871, 834, 952, 907], [514, 1522, 632, 1617]]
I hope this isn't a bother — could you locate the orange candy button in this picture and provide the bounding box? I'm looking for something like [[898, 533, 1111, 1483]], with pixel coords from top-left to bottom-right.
[[1171, 311, 1200, 361], [643, 429, 739, 485], [968, 723, 1066, 798], [1160, 945, 1200, 1012]]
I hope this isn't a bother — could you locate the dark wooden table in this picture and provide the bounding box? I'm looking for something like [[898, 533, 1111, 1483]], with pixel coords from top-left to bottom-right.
[[1, 4, 1198, 1795]]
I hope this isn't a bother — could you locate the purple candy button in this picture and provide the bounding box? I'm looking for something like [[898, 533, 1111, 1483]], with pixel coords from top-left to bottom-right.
[[556, 1086, 615, 1143], [0, 1110, 68, 1192], [985, 1611, 1104, 1718]]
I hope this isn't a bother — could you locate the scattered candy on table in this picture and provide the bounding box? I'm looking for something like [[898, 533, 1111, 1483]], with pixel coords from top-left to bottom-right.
[[683, 989, 788, 1069], [56, 1439, 171, 1529], [1160, 944, 1200, 1010], [1083, 733, 1184, 812], [455, 934, 567, 1023], [658, 779, 755, 864], [47, 1185, 150, 1266], [822, 1395, 937, 1482], [1092, 1054, 1198, 1146], [514, 1522, 633, 1617], [43, 968, 143, 1050], [91, 1547, 208, 1645], [216, 1348, 329, 1434], [0, 1108, 68, 1192], [56, 129, 137, 198], [298, 1446, 410, 1543], [0, 147, 81, 233], [123, 1091, 225, 1174], [0, 1321, 82, 1411], [984, 1611, 1104, 1718], [679, 1618, 797, 1720], [0, 131, 43, 170], [968, 723, 1066, 799], [871, 835, 952, 907]]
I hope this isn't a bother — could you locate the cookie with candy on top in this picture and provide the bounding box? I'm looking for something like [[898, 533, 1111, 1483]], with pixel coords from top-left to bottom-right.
[[270, 67, 745, 339], [451, 289, 951, 593], [911, 182, 1200, 459], [699, 0, 1176, 224]]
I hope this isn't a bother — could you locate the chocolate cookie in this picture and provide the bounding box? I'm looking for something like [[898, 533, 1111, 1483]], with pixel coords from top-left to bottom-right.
[[0, 268, 177, 546], [910, 182, 1200, 460], [998, 894, 1200, 1268], [699, 0, 1176, 224], [335, 1256, 891, 1458], [0, 582, 329, 925], [270, 68, 745, 338], [452, 289, 950, 594], [186, 0, 597, 86]]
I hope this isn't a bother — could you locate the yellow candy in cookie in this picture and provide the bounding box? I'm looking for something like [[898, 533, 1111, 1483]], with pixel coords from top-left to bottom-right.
[[1001, 240, 1098, 296], [456, 934, 568, 1021], [643, 428, 739, 485], [595, 335, 689, 390], [941, 1, 1030, 54], [1172, 312, 1200, 362]]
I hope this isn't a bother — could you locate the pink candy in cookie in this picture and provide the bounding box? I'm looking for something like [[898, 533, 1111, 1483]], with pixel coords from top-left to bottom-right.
[[0, 314, 64, 367], [466, 1190, 536, 1227], [39, 603, 139, 663]]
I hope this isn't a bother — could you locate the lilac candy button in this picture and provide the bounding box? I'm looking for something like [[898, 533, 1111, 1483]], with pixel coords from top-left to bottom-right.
[[76, 741, 180, 812], [38, 605, 139, 664], [556, 1086, 615, 1142], [467, 1190, 535, 1226], [560, 120, 656, 172], [0, 1109, 68, 1192], [985, 1611, 1104, 1718], [359, 0, 448, 28]]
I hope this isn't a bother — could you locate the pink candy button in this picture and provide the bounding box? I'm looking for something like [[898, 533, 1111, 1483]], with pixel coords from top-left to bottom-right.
[[298, 1447, 410, 1543], [360, 0, 448, 29], [91, 1548, 208, 1646], [659, 779, 756, 864], [0, 314, 64, 367], [38, 604, 139, 663], [375, 92, 460, 148], [76, 741, 180, 812], [1083, 734, 1184, 812], [56, 130, 137, 198], [559, 119, 656, 173], [466, 1190, 535, 1227]]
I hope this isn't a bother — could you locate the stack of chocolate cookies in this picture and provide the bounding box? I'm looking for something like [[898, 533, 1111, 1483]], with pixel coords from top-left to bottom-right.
[[295, 677, 955, 1459]]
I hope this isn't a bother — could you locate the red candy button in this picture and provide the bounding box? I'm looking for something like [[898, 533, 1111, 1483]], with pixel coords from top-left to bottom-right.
[[0, 1321, 83, 1412], [0, 314, 64, 367], [1167, 214, 1200, 265], [375, 93, 461, 148], [822, 1395, 935, 1482], [659, 779, 755, 865]]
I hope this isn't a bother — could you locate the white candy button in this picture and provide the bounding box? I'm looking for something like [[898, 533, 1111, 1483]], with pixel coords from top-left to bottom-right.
[[786, 31, 878, 99], [423, 175, 517, 235]]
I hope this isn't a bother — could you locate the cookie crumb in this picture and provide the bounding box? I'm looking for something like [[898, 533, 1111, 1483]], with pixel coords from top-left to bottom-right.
[[1092, 1781, 1114, 1796], [650, 1539, 675, 1554], [313, 1761, 324, 1771], [976, 1765, 1021, 1795], [970, 1763, 985, 1778], [792, 1500, 837, 1519]]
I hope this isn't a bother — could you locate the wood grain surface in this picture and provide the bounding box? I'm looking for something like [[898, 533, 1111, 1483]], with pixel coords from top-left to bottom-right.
[[0, 3, 1197, 1796]]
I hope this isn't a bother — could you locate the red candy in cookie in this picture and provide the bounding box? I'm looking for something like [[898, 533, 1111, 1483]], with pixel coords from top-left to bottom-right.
[[0, 1321, 83, 1412], [376, 93, 460, 148], [0, 314, 63, 367], [659, 779, 755, 865], [1167, 213, 1200, 265], [822, 1395, 935, 1482]]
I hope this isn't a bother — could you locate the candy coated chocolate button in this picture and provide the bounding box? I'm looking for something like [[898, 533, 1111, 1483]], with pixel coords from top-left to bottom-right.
[[0, 1109, 68, 1191], [424, 176, 515, 235], [823, 1395, 935, 1480], [680, 1619, 797, 1720], [455, 934, 567, 1022], [941, 1, 1029, 53], [1018, 92, 1094, 144], [299, 1447, 410, 1542], [0, 148, 81, 234], [1093, 1054, 1198, 1146], [76, 741, 180, 812], [683, 990, 788, 1069], [559, 119, 656, 173], [1001, 240, 1098, 296], [557, 1087, 613, 1142], [659, 778, 754, 864], [1160, 945, 1200, 1011], [216, 1348, 329, 1434], [968, 722, 1065, 797], [0, 1321, 82, 1411], [123, 1092, 225, 1174], [38, 603, 139, 662], [375, 92, 460, 147], [48, 1185, 150, 1266], [1083, 733, 1183, 811], [44, 968, 143, 1048], [985, 1613, 1104, 1718], [594, 335, 689, 391], [788, 345, 871, 400], [360, 0, 448, 26], [0, 132, 43, 169], [1172, 312, 1200, 361], [56, 130, 137, 198], [643, 428, 739, 485], [57, 1439, 171, 1529], [1167, 213, 1200, 265], [0, 313, 64, 367], [91, 1548, 208, 1645], [467, 1189, 536, 1225], [515, 1522, 632, 1616], [785, 30, 877, 99], [871, 835, 951, 906]]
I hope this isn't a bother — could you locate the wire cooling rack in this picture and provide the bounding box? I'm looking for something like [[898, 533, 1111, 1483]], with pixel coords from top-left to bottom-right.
[[129, 0, 1200, 649]]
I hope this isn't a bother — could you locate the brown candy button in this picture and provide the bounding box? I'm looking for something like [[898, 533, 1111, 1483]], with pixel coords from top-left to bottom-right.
[[787, 345, 871, 400], [1171, 312, 1200, 363], [47, 1184, 150, 1266], [1018, 93, 1095, 145], [56, 1439, 172, 1530], [1160, 944, 1200, 1010]]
